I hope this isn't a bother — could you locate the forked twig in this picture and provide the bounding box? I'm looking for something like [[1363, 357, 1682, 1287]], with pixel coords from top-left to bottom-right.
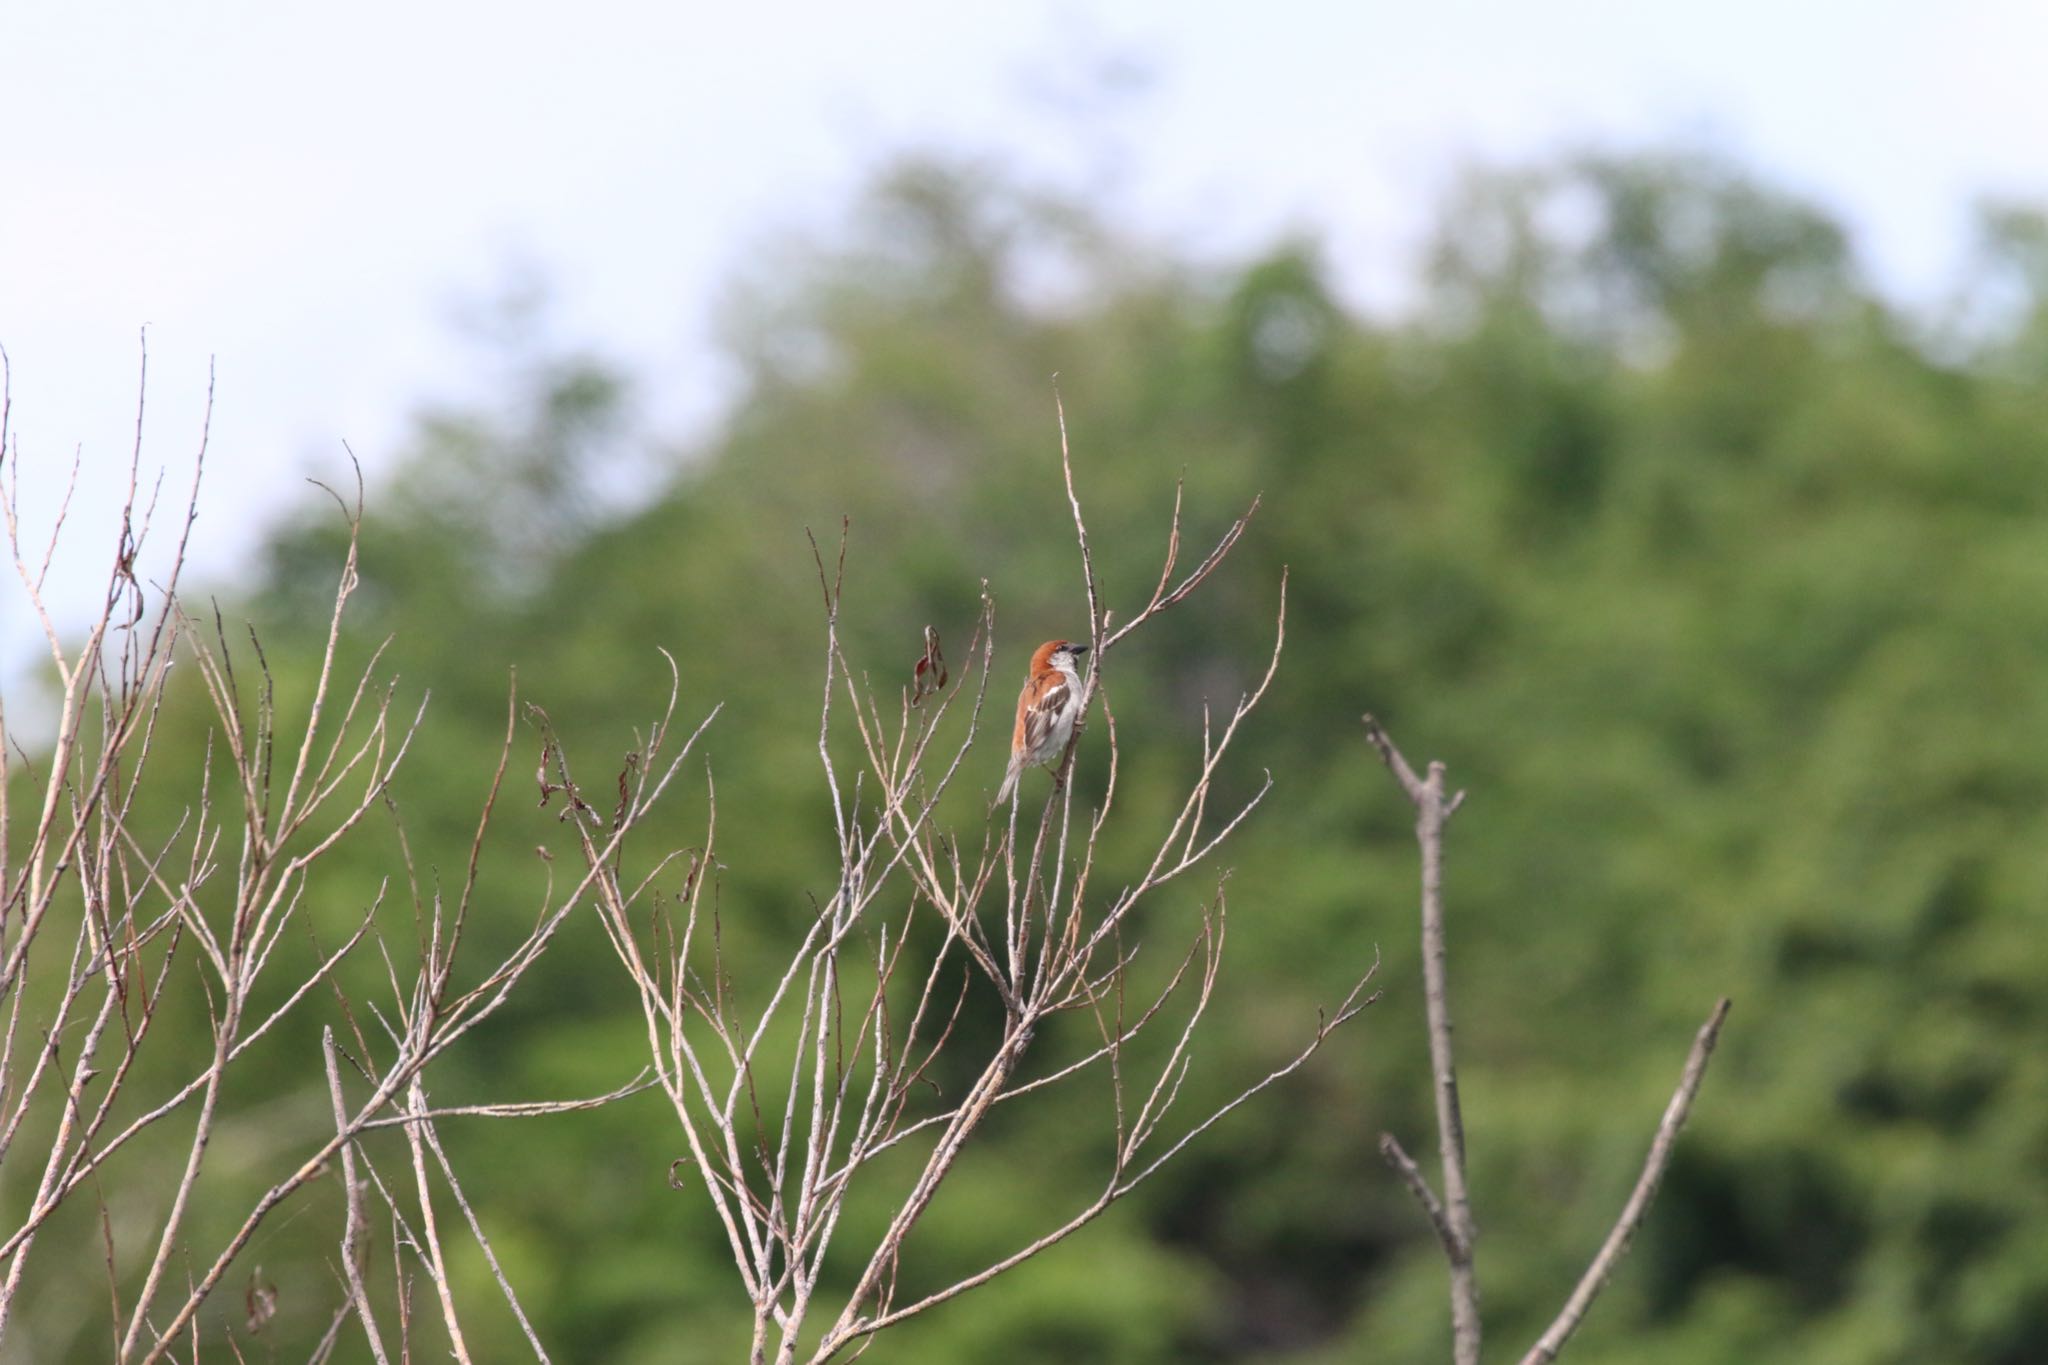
[[1362, 711, 1479, 1365]]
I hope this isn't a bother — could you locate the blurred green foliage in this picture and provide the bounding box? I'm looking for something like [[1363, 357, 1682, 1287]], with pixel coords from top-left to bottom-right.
[[12, 146, 2048, 1363]]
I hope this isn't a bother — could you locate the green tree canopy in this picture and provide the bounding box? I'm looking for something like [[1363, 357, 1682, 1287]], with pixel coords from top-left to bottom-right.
[[13, 146, 2048, 1364]]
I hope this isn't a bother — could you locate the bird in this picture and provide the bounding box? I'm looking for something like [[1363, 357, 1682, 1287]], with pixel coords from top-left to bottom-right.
[[997, 639, 1089, 804]]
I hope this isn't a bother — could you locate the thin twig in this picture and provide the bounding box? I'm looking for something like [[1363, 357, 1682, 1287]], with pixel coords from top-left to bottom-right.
[[1379, 1132, 1457, 1260], [1517, 998, 1732, 1365], [325, 1029, 390, 1365]]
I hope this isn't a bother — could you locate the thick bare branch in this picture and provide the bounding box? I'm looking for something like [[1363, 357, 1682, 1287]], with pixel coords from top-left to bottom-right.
[[1364, 713, 1479, 1365]]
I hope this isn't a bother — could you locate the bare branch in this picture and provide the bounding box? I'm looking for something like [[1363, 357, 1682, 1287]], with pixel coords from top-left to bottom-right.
[[1364, 714, 1478, 1365], [402, 1078, 473, 1365], [418, 1116, 553, 1362], [325, 1030, 390, 1365], [1518, 998, 1732, 1365], [1379, 1132, 1456, 1262]]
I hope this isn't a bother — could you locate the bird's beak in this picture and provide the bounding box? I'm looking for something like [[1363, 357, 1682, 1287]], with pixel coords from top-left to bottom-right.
[[1071, 643, 1089, 656]]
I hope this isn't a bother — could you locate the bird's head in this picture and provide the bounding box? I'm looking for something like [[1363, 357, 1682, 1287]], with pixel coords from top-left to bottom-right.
[[1032, 639, 1090, 674]]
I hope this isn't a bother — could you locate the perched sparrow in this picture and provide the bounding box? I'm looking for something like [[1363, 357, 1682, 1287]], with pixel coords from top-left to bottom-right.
[[997, 639, 1089, 803]]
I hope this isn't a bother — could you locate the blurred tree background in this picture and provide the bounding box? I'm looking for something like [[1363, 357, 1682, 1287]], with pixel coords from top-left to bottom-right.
[[10, 144, 2048, 1364]]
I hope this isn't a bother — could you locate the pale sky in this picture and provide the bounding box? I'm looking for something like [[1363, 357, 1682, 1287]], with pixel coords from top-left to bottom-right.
[[5, 0, 2048, 688]]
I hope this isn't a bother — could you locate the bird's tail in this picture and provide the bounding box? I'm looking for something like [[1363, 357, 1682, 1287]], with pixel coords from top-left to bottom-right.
[[995, 758, 1022, 805]]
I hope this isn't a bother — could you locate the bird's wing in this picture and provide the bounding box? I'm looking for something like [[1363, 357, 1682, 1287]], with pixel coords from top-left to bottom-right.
[[1019, 677, 1072, 760]]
